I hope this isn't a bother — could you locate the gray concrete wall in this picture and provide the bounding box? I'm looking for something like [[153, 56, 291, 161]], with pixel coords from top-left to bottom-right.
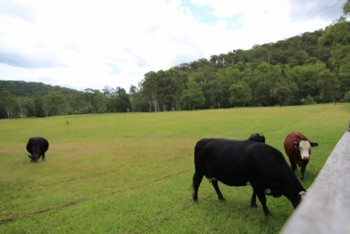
[[282, 131, 350, 234]]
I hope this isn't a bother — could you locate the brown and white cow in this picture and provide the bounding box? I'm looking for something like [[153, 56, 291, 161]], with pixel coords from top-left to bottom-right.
[[284, 131, 318, 180]]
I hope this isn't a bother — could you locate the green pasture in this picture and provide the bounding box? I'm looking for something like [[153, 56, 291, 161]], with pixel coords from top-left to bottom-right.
[[0, 104, 349, 233]]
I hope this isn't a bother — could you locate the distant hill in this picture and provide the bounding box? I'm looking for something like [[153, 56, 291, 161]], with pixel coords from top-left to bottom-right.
[[0, 80, 82, 98]]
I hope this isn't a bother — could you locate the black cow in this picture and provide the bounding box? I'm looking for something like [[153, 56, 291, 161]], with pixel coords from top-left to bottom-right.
[[26, 137, 49, 162], [192, 138, 306, 216]]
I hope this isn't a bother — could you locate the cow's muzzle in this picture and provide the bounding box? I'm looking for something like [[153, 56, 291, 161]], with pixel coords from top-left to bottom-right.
[[28, 154, 38, 162], [301, 155, 310, 160]]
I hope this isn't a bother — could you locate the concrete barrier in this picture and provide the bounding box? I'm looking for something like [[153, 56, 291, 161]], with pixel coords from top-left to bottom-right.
[[282, 131, 350, 233]]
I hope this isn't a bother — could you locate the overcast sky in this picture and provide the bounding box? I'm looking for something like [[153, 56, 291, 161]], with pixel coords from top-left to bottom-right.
[[0, 0, 346, 91]]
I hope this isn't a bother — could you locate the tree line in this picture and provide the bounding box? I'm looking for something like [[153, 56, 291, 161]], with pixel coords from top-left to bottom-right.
[[0, 83, 131, 118], [1, 17, 349, 118]]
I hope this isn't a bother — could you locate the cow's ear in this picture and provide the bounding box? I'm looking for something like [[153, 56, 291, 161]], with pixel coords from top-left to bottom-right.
[[293, 142, 299, 148], [310, 142, 318, 147]]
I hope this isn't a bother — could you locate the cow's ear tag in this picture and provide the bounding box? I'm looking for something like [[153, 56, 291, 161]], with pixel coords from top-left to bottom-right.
[[299, 191, 306, 200]]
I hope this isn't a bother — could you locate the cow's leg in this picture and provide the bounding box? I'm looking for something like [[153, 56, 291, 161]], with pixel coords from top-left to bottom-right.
[[300, 161, 308, 181], [211, 180, 225, 201], [256, 191, 271, 216], [192, 171, 204, 201], [300, 165, 305, 181], [289, 158, 297, 175], [250, 190, 258, 207], [42, 153, 45, 161]]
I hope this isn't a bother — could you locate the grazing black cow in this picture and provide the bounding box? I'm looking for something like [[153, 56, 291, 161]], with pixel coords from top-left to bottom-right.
[[26, 137, 49, 162], [192, 138, 306, 216]]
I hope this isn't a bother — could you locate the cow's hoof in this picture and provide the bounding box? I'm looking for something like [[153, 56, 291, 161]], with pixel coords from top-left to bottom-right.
[[264, 211, 272, 217]]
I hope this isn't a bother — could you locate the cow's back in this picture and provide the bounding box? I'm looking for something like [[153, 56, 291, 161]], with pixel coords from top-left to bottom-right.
[[194, 138, 250, 166], [194, 138, 278, 186], [27, 137, 49, 153]]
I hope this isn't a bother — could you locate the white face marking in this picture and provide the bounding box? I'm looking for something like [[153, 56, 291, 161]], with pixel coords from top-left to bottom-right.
[[299, 140, 311, 160]]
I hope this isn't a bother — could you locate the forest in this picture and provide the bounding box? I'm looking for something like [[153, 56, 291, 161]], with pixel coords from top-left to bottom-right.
[[0, 16, 349, 118]]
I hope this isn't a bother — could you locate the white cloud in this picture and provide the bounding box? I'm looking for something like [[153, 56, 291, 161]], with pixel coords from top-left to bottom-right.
[[0, 0, 346, 91]]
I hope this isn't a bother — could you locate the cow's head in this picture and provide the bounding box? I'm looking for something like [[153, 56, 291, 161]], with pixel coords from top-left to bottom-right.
[[247, 133, 265, 143], [286, 190, 307, 209], [28, 153, 39, 162], [28, 145, 41, 162], [294, 140, 319, 160]]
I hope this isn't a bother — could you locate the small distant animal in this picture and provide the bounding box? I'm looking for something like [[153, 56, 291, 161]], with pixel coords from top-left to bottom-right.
[[26, 137, 49, 162], [284, 131, 318, 180], [192, 138, 306, 216]]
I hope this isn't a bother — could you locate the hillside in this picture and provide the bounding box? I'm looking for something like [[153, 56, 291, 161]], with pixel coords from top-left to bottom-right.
[[0, 80, 82, 98], [137, 19, 350, 111]]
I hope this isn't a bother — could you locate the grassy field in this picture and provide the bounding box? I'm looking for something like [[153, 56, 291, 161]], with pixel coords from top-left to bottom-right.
[[0, 104, 349, 233]]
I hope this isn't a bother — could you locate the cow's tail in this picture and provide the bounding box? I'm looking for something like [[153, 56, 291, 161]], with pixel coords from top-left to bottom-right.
[[192, 140, 206, 201]]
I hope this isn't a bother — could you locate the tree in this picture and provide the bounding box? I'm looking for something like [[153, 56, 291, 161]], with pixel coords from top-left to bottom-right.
[[207, 69, 235, 108], [103, 86, 118, 112], [142, 71, 160, 112], [342, 90, 350, 102], [84, 89, 108, 113], [338, 61, 350, 97], [343, 0, 350, 16], [129, 85, 149, 112], [271, 78, 297, 106], [140, 69, 185, 111], [245, 63, 275, 106], [114, 87, 131, 112], [156, 70, 183, 111], [288, 63, 323, 103], [45, 91, 70, 116], [301, 94, 317, 105], [0, 90, 19, 118], [318, 69, 339, 103], [17, 97, 34, 117], [229, 82, 252, 107], [33, 96, 46, 117], [181, 80, 205, 110], [68, 92, 91, 114]]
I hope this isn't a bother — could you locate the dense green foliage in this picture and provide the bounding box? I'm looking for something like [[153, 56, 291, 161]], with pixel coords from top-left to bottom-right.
[[1, 19, 349, 118], [137, 19, 350, 111], [0, 104, 349, 233], [0, 82, 131, 118]]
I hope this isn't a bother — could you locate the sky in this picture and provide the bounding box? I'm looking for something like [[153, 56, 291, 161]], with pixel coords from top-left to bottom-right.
[[0, 0, 347, 91]]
